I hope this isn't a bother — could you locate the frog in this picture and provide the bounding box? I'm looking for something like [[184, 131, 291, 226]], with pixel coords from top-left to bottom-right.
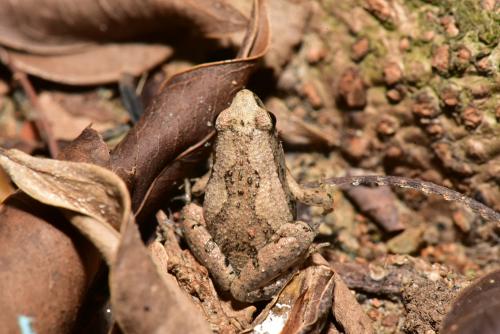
[[182, 89, 333, 302]]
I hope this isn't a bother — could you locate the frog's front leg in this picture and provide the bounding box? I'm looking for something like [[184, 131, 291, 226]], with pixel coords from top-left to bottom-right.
[[230, 221, 315, 302], [286, 169, 334, 212], [181, 203, 236, 292]]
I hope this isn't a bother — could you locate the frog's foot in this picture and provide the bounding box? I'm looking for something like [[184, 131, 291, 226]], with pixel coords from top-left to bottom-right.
[[181, 203, 236, 291], [239, 269, 298, 303], [230, 221, 315, 302], [286, 169, 334, 212]]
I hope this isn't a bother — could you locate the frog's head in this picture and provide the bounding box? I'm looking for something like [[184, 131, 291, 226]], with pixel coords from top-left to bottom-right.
[[216, 89, 276, 135]]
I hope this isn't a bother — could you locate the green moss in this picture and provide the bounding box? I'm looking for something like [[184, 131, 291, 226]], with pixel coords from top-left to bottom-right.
[[450, 78, 473, 106], [360, 53, 384, 84], [402, 47, 433, 87], [418, 0, 442, 5], [404, 0, 427, 10], [442, 0, 500, 45], [356, 30, 391, 84], [415, 6, 443, 40], [483, 95, 500, 113], [454, 32, 492, 58]]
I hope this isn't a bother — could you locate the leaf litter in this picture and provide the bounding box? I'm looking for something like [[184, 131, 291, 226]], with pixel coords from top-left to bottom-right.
[[0, 0, 499, 333]]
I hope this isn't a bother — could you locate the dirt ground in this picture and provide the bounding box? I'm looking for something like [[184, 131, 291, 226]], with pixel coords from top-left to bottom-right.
[[0, 1, 498, 333]]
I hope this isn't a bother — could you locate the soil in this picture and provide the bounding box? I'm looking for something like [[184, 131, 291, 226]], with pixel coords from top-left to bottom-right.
[[0, 0, 498, 333]]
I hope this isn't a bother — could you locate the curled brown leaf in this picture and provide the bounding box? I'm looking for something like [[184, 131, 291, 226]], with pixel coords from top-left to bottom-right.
[[280, 254, 335, 334], [0, 0, 247, 84], [0, 193, 100, 334], [0, 128, 109, 334], [0, 148, 128, 262], [110, 216, 212, 334], [332, 270, 373, 334], [0, 141, 211, 334], [441, 270, 500, 334], [111, 0, 270, 219]]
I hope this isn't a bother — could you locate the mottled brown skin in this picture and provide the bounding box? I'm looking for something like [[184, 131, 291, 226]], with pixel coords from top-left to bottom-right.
[[205, 95, 295, 272], [182, 90, 333, 302]]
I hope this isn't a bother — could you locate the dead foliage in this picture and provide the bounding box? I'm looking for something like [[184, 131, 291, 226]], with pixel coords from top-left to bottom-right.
[[0, 0, 499, 333]]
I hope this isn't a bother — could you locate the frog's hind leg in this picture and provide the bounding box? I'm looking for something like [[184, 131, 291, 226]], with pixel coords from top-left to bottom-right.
[[230, 221, 315, 302], [182, 203, 236, 292]]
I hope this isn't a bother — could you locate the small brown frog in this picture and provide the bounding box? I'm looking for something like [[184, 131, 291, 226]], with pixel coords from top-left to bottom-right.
[[182, 89, 333, 302]]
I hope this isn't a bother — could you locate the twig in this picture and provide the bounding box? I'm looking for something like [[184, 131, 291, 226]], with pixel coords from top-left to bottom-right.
[[316, 175, 500, 224], [119, 73, 144, 123]]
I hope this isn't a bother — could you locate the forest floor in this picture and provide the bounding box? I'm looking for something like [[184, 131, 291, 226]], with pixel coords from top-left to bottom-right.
[[0, 1, 498, 333]]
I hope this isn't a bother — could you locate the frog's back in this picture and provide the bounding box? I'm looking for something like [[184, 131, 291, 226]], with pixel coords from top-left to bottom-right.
[[203, 89, 296, 272], [204, 129, 295, 272]]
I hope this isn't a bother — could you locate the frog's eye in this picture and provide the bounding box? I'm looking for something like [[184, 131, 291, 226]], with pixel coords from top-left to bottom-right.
[[253, 93, 266, 109], [268, 112, 277, 129]]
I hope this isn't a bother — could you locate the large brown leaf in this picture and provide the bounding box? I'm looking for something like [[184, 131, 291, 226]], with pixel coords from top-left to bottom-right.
[[0, 129, 108, 334], [111, 0, 270, 218], [0, 194, 100, 334], [441, 270, 500, 334], [5, 44, 172, 86], [110, 216, 212, 334], [0, 147, 127, 262], [0, 145, 212, 333], [0, 0, 247, 52], [0, 0, 247, 84], [331, 271, 373, 334]]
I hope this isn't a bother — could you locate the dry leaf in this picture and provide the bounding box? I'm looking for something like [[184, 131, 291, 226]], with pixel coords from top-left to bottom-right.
[[0, 0, 247, 84], [50, 90, 126, 122], [280, 254, 335, 334], [0, 0, 247, 52], [0, 148, 127, 229], [0, 148, 128, 262], [338, 169, 403, 232], [0, 128, 109, 334], [343, 185, 403, 232], [332, 270, 373, 334], [252, 254, 333, 334], [252, 280, 299, 334], [111, 0, 270, 219], [5, 44, 172, 86], [0, 143, 211, 334], [110, 216, 212, 334], [441, 269, 500, 334], [0, 166, 14, 202], [38, 93, 120, 140], [57, 127, 111, 168], [0, 193, 101, 334]]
